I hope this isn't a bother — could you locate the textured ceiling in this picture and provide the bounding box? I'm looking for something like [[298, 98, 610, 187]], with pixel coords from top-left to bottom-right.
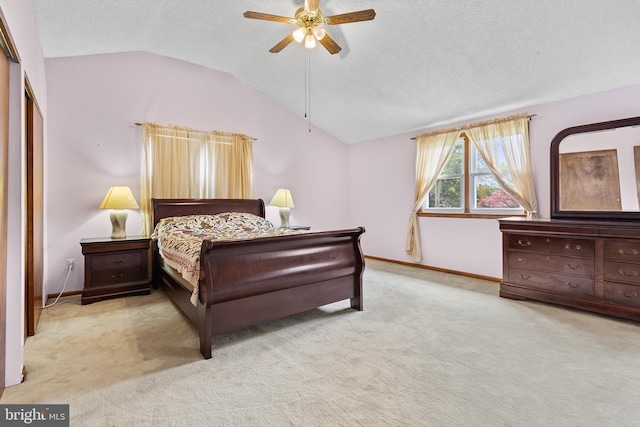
[[31, 0, 640, 144]]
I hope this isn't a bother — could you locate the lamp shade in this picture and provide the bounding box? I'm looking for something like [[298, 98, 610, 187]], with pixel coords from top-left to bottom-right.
[[269, 189, 295, 208], [99, 186, 139, 210]]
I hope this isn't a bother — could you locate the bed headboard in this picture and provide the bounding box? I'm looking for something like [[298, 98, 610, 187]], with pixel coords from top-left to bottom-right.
[[152, 198, 266, 225]]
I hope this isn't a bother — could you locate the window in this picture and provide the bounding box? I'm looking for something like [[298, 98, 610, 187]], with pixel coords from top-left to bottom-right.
[[408, 114, 536, 261], [423, 133, 523, 216], [427, 138, 464, 210]]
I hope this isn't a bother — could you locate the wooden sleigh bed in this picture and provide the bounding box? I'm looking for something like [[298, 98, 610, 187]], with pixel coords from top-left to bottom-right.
[[151, 198, 366, 359]]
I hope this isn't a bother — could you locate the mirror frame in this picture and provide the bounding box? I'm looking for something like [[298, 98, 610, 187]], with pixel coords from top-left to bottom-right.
[[551, 116, 640, 221]]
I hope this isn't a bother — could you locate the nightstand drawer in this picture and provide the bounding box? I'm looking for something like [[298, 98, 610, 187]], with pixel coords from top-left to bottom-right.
[[91, 267, 143, 286], [91, 251, 142, 271]]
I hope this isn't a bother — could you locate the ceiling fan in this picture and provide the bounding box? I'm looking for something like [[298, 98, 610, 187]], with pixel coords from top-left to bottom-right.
[[243, 0, 376, 55]]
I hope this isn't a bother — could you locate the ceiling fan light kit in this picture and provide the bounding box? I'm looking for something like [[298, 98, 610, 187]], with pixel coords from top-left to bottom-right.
[[304, 34, 317, 49], [244, 0, 376, 55], [292, 27, 306, 43]]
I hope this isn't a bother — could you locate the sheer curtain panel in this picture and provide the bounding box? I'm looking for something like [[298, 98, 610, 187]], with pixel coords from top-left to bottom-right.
[[464, 114, 538, 217], [406, 129, 461, 262], [140, 123, 254, 235]]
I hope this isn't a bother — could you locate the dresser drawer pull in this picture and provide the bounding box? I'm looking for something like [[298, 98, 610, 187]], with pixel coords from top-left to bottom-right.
[[517, 240, 531, 247], [567, 263, 580, 270], [618, 270, 638, 277], [567, 282, 581, 288], [518, 274, 530, 280], [112, 273, 124, 280], [618, 248, 639, 256], [564, 244, 581, 251], [622, 291, 639, 298], [112, 258, 125, 264]]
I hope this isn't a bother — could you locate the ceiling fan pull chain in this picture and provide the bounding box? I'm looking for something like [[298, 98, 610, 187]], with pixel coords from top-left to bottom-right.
[[308, 53, 311, 133]]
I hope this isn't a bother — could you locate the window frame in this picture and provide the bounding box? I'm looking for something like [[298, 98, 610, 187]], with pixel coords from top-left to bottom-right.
[[419, 133, 526, 219]]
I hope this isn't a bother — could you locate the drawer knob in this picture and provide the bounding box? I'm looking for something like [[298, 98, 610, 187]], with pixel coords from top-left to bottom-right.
[[622, 291, 638, 298], [517, 240, 531, 247], [567, 263, 579, 270], [112, 258, 124, 264], [567, 282, 581, 289], [618, 270, 638, 277], [518, 274, 530, 280], [618, 248, 638, 256], [565, 244, 581, 250], [112, 273, 124, 280]]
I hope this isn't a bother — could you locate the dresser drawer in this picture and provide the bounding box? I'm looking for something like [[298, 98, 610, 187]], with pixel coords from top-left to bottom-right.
[[91, 251, 142, 271], [507, 234, 594, 258], [604, 240, 640, 263], [508, 252, 594, 277], [604, 261, 640, 285], [91, 267, 143, 287], [604, 282, 640, 308], [508, 268, 594, 296]]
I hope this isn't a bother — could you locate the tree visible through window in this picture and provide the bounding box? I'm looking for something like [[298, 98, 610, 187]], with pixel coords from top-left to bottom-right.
[[424, 134, 522, 215], [428, 139, 463, 209]]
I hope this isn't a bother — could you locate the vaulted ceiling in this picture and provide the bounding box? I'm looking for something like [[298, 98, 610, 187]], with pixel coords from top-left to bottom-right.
[[31, 0, 640, 143]]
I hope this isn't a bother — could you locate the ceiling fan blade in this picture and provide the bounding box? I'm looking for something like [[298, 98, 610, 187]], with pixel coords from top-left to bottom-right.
[[243, 11, 294, 23], [326, 9, 376, 25], [269, 33, 295, 53], [305, 0, 320, 13], [318, 33, 342, 55]]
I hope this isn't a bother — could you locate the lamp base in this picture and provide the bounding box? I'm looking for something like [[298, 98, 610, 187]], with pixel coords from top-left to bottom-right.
[[110, 210, 128, 239], [278, 207, 291, 229]]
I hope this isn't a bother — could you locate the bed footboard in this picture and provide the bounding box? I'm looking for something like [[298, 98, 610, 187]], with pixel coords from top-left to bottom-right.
[[197, 227, 365, 358]]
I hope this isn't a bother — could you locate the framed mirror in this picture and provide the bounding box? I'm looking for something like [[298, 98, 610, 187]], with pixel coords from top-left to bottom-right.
[[551, 116, 640, 220]]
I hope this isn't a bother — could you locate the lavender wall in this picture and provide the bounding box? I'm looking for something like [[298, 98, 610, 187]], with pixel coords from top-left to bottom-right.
[[44, 51, 352, 297], [45, 50, 640, 290], [347, 83, 640, 278]]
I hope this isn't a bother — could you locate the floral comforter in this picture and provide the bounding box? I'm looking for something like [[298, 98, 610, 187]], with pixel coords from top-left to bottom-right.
[[151, 212, 309, 305]]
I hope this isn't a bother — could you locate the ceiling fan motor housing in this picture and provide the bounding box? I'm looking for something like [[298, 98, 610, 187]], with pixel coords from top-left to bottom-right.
[[295, 7, 325, 30]]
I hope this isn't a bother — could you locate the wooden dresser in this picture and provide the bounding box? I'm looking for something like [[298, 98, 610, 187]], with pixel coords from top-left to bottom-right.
[[500, 217, 640, 321]]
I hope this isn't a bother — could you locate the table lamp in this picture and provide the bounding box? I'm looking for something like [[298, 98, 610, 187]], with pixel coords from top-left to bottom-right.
[[270, 188, 295, 228], [99, 186, 139, 239]]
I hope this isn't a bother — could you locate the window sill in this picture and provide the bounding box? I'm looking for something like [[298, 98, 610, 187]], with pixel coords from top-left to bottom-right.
[[418, 212, 527, 219]]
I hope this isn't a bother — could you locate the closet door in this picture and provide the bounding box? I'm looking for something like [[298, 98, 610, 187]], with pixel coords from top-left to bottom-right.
[[0, 32, 9, 394], [25, 89, 43, 337]]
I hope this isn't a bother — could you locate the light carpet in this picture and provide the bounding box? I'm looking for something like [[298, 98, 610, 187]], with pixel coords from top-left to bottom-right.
[[2, 260, 640, 426]]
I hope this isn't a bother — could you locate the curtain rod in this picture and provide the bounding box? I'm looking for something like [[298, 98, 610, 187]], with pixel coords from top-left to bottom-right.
[[134, 122, 257, 141], [410, 114, 537, 140]]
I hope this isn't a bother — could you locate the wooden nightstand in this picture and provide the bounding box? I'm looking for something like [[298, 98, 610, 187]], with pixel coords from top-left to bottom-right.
[[80, 236, 151, 304]]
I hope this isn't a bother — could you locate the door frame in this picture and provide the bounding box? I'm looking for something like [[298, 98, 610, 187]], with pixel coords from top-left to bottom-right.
[[0, 6, 19, 397], [24, 80, 43, 338]]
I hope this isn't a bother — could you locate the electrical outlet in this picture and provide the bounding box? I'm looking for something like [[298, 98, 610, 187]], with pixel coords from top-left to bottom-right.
[[66, 259, 75, 270]]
